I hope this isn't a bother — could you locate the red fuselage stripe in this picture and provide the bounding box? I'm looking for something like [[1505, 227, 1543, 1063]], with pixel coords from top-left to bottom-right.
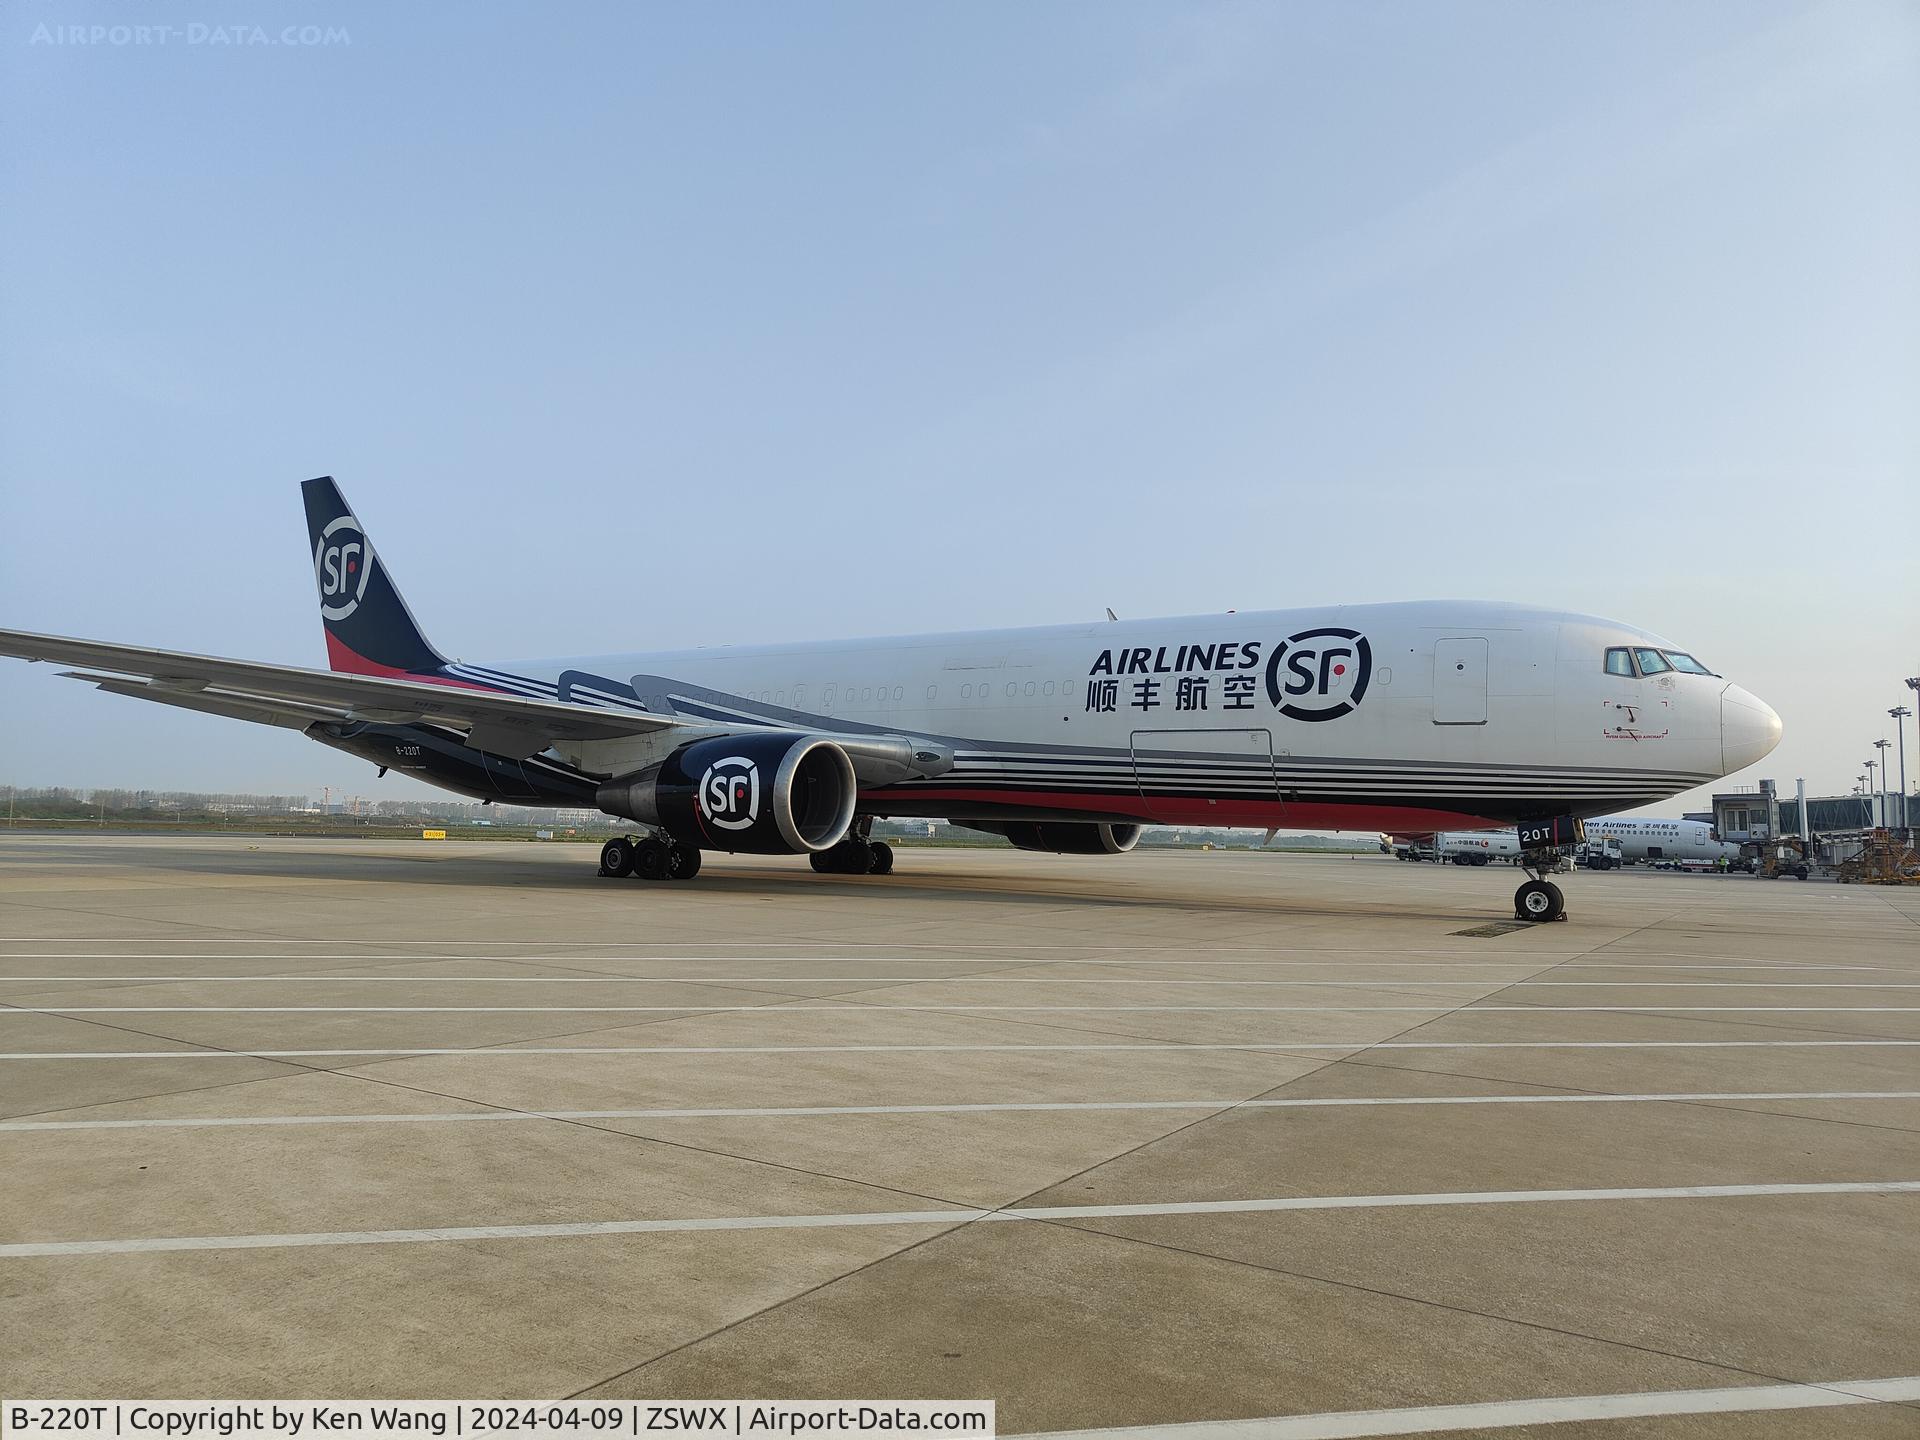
[[859, 785, 1499, 832]]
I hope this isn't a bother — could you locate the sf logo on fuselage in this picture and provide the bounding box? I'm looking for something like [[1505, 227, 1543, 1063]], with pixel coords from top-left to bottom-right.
[[1265, 627, 1372, 722], [314, 516, 372, 621], [698, 757, 761, 831]]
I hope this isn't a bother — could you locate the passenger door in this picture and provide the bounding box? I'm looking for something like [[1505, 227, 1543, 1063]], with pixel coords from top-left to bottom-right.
[[1433, 637, 1489, 725]]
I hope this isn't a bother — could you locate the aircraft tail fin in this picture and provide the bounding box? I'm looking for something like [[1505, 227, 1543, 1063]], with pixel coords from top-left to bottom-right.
[[300, 477, 448, 676]]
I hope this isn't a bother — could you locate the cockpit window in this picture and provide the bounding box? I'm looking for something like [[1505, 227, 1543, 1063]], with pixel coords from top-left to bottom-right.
[[1663, 651, 1714, 675], [1604, 648, 1635, 677], [1633, 647, 1671, 675]]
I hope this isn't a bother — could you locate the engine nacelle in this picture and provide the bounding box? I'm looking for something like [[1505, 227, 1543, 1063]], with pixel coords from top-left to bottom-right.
[[597, 732, 857, 855], [972, 821, 1143, 855]]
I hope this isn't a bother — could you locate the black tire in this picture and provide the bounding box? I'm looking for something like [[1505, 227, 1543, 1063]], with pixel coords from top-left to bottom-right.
[[599, 837, 633, 878], [1471, 854, 1489, 867], [666, 845, 702, 880], [839, 840, 874, 875], [1514, 879, 1564, 923], [633, 838, 671, 881], [868, 841, 894, 875], [810, 850, 836, 873], [1794, 866, 1810, 880]]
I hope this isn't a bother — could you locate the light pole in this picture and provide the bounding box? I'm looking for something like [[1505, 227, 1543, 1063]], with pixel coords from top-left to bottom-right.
[[1875, 739, 1893, 830], [1892, 708, 1912, 833], [1864, 761, 1878, 828]]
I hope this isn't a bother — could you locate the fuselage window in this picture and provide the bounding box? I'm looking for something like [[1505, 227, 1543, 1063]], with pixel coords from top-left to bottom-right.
[[1663, 651, 1714, 675], [1024, 681, 1035, 697], [861, 687, 872, 702], [1604, 648, 1635, 677], [1005, 682, 1017, 698], [961, 683, 971, 699], [1633, 648, 1671, 675], [1043, 680, 1055, 696]]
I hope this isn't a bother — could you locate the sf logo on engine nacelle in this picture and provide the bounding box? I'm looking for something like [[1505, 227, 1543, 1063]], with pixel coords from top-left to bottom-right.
[[314, 516, 372, 621], [1265, 627, 1372, 722], [698, 756, 761, 831]]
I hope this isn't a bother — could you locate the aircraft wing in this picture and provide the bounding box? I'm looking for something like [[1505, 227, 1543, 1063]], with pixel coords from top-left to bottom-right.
[[0, 628, 687, 755]]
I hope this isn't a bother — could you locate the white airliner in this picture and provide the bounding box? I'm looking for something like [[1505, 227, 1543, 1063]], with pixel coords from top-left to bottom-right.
[[1586, 816, 1740, 864], [0, 479, 1782, 922]]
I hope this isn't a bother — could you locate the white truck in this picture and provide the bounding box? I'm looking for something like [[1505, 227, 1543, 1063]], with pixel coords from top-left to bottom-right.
[[1435, 831, 1522, 866], [1575, 835, 1625, 870]]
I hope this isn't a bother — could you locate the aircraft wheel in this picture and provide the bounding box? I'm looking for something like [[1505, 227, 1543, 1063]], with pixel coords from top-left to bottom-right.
[[1515, 879, 1564, 923], [868, 841, 894, 875], [810, 839, 873, 875], [666, 845, 702, 880], [599, 838, 633, 878], [632, 838, 671, 881]]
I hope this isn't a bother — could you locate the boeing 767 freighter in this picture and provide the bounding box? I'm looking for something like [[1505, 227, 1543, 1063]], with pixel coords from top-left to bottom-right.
[[0, 478, 1782, 922]]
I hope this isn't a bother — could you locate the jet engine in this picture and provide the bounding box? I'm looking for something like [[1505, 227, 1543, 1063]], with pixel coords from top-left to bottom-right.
[[596, 731, 857, 855], [972, 821, 1143, 854]]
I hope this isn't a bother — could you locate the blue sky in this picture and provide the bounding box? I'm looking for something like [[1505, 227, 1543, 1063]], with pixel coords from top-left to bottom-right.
[[2, 0, 1916, 812]]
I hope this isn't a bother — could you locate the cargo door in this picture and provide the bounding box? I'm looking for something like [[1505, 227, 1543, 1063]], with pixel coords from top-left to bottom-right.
[[1433, 637, 1489, 725], [1130, 728, 1277, 823]]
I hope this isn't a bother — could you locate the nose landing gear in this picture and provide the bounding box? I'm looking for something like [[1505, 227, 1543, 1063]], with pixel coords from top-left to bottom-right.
[[1510, 816, 1584, 922], [1514, 877, 1565, 922]]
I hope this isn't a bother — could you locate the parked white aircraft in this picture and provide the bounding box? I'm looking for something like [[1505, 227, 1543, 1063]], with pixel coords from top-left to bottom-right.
[[1586, 816, 1740, 864], [0, 479, 1782, 922]]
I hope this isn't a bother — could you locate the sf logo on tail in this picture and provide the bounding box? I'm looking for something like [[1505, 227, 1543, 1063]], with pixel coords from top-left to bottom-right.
[[698, 757, 761, 831], [1266, 627, 1372, 721], [314, 516, 372, 621]]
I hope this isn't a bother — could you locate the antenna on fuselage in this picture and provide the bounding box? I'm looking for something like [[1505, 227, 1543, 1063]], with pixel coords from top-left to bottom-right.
[[1105, 607, 1118, 622]]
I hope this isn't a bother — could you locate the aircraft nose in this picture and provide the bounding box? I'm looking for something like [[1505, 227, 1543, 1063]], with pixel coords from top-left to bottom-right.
[[1721, 683, 1783, 773]]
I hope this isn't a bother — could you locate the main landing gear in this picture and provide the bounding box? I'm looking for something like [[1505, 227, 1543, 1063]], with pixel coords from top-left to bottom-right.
[[810, 819, 895, 876], [599, 834, 702, 882]]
